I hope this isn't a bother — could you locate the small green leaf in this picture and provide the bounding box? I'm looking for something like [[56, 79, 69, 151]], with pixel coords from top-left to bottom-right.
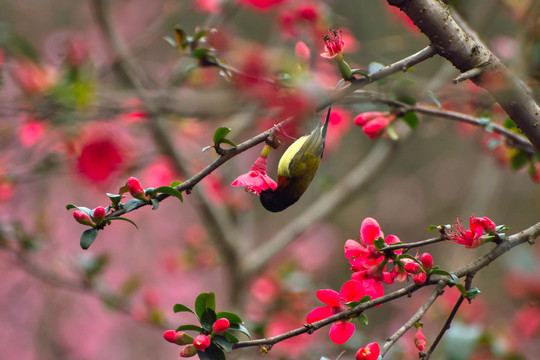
[[372, 237, 386, 250], [345, 301, 360, 308], [213, 127, 232, 144], [198, 344, 225, 360], [228, 323, 251, 339], [202, 145, 213, 152], [107, 193, 123, 208], [503, 118, 517, 129], [67, 205, 93, 216], [427, 225, 439, 231], [386, 124, 399, 140], [401, 111, 419, 129], [195, 292, 216, 320], [396, 95, 417, 106], [466, 287, 481, 299], [213, 335, 233, 352], [175, 324, 203, 332], [173, 303, 195, 314], [151, 198, 160, 210], [510, 150, 530, 171], [455, 284, 467, 296], [107, 217, 138, 229], [66, 204, 77, 210], [170, 180, 183, 188], [193, 47, 210, 60], [154, 186, 183, 202], [358, 313, 369, 326], [118, 184, 129, 195], [215, 312, 243, 325], [80, 228, 99, 250], [217, 138, 237, 149]]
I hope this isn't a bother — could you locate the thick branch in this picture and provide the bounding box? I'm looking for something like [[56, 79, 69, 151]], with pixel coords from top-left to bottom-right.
[[387, 0, 540, 150]]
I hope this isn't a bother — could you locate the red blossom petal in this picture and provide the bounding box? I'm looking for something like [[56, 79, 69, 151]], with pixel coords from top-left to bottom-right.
[[344, 239, 366, 259], [306, 306, 334, 323], [329, 321, 355, 345], [340, 280, 366, 302], [360, 217, 383, 245], [356, 342, 380, 360], [362, 278, 384, 300], [316, 289, 340, 307]]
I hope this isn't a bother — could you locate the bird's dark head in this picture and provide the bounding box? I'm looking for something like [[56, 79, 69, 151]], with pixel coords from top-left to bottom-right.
[[259, 187, 300, 212]]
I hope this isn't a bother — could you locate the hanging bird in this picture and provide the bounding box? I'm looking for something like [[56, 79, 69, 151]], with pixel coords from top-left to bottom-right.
[[260, 107, 331, 212]]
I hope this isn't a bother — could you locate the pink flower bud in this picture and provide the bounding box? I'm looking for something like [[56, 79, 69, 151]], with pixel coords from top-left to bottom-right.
[[414, 272, 427, 285], [193, 334, 211, 351], [295, 41, 311, 62], [163, 330, 177, 343], [212, 318, 230, 333], [127, 177, 146, 200], [92, 206, 106, 223], [180, 345, 198, 357], [73, 210, 95, 227], [404, 261, 421, 274], [420, 253, 433, 269], [479, 217, 496, 233], [414, 327, 427, 351]]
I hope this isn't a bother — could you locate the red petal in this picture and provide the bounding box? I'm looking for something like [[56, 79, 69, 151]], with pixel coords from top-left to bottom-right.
[[340, 280, 365, 302], [306, 306, 334, 323], [316, 289, 340, 307], [360, 217, 383, 244], [329, 321, 355, 345]]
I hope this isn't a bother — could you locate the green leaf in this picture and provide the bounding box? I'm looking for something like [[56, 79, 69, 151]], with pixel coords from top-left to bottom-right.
[[455, 284, 467, 296], [195, 293, 216, 320], [107, 193, 123, 208], [212, 335, 233, 352], [151, 198, 160, 210], [427, 225, 439, 231], [193, 47, 210, 60], [228, 323, 251, 339], [80, 228, 99, 250], [170, 180, 182, 188], [398, 253, 422, 264], [66, 204, 93, 216], [213, 127, 231, 144], [217, 138, 237, 149], [510, 150, 530, 171], [215, 312, 243, 325], [122, 199, 145, 212], [466, 287, 481, 299], [175, 324, 203, 332], [222, 332, 239, 343], [107, 217, 138, 229], [198, 344, 225, 360], [358, 313, 369, 326], [401, 111, 419, 129], [201, 309, 217, 332], [173, 303, 195, 314], [386, 124, 399, 140], [396, 95, 417, 106], [372, 237, 386, 250], [154, 186, 183, 202]]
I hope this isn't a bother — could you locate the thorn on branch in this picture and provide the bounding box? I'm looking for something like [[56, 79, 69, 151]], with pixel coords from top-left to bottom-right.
[[452, 62, 489, 84]]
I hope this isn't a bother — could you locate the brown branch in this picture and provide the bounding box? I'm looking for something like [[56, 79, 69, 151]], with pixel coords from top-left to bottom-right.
[[387, 0, 540, 151]]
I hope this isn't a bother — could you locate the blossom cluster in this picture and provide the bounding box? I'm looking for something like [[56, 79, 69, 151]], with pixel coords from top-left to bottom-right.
[[163, 318, 231, 357]]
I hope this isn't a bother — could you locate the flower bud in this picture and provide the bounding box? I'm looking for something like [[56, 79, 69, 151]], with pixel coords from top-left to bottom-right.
[[92, 206, 106, 224], [414, 327, 427, 351], [163, 330, 177, 344], [73, 210, 96, 227], [193, 334, 211, 351], [420, 253, 433, 269], [480, 217, 496, 233], [180, 345, 198, 357], [414, 272, 427, 285], [212, 318, 230, 333], [404, 261, 421, 274], [127, 177, 146, 200]]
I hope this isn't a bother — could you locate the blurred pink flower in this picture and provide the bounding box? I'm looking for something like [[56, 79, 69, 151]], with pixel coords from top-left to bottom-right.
[[194, 0, 221, 13], [18, 120, 46, 147], [513, 305, 540, 339], [324, 107, 351, 152], [306, 280, 366, 344], [266, 312, 312, 358], [77, 137, 124, 183], [238, 0, 286, 12], [10, 60, 55, 95]]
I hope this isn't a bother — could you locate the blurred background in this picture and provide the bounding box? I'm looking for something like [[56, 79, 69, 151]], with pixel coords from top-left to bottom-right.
[[0, 0, 539, 359]]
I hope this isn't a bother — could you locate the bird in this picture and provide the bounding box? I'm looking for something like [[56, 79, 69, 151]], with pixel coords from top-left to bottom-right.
[[260, 107, 331, 212]]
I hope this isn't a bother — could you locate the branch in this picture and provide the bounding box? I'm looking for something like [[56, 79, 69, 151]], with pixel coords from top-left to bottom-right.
[[387, 0, 540, 151]]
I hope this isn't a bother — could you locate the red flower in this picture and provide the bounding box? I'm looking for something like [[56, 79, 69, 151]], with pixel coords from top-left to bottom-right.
[[447, 216, 496, 248], [414, 326, 427, 351], [77, 137, 124, 183], [414, 272, 427, 285], [231, 156, 277, 195], [320, 28, 345, 59], [354, 112, 395, 140], [193, 334, 211, 351], [356, 342, 380, 360], [306, 280, 366, 345]]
